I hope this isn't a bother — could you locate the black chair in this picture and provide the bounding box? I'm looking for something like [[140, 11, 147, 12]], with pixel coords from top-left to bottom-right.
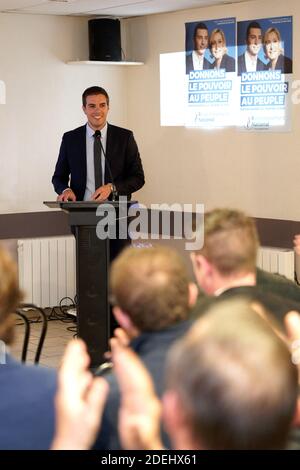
[[14, 303, 48, 364]]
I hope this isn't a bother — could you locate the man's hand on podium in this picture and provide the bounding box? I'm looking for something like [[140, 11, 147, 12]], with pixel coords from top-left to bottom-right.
[[57, 189, 76, 202], [91, 184, 112, 202]]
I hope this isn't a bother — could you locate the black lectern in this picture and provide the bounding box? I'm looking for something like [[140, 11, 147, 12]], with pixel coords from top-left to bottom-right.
[[44, 200, 134, 367]]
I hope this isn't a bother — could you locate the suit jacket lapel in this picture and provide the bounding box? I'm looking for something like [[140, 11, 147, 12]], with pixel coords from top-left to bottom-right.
[[105, 124, 113, 185], [106, 124, 113, 161]]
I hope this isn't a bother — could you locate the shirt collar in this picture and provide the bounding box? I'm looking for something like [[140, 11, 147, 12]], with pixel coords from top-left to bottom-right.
[[86, 122, 108, 138]]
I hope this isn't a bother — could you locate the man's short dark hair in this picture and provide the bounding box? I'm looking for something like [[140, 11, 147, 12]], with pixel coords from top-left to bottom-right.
[[246, 21, 262, 39], [82, 86, 109, 107], [193, 22, 208, 40]]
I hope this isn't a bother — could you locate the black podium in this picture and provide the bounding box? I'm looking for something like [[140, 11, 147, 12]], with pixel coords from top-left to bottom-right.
[[44, 200, 134, 367]]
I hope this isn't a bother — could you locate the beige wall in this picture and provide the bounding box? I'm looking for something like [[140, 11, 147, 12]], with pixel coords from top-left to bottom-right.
[[125, 0, 300, 220]]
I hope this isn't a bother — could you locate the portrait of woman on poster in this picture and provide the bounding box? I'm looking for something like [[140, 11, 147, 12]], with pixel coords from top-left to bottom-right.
[[263, 27, 292, 74], [209, 28, 235, 72]]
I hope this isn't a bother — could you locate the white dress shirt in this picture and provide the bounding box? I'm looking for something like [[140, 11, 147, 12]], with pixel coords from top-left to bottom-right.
[[84, 122, 108, 201]]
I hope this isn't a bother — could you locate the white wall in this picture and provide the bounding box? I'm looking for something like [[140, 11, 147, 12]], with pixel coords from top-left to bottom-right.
[[125, 0, 300, 220], [0, 13, 128, 214]]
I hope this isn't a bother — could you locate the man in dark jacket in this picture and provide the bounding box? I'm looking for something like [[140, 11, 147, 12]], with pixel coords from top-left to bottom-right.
[[190, 208, 300, 324]]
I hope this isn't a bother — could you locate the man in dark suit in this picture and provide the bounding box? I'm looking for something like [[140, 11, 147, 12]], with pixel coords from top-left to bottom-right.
[[186, 22, 211, 75], [52, 86, 145, 202], [238, 21, 267, 76]]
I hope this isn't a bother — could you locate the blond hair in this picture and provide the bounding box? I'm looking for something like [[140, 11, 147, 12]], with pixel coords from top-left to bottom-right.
[[166, 298, 298, 449], [264, 27, 284, 55], [0, 245, 23, 344]]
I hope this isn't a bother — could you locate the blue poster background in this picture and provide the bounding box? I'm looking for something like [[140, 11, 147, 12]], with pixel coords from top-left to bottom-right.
[[237, 16, 292, 69]]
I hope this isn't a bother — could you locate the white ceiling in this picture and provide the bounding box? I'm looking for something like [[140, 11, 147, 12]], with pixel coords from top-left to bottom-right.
[[0, 0, 255, 18]]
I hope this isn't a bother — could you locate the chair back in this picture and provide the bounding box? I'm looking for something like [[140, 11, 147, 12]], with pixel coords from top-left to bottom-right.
[[14, 303, 48, 364]]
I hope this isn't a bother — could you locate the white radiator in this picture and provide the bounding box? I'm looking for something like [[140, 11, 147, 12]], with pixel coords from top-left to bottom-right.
[[257, 246, 295, 281], [17, 236, 76, 308]]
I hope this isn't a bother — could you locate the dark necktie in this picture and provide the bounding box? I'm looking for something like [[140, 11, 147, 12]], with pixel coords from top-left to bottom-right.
[[94, 130, 102, 189]]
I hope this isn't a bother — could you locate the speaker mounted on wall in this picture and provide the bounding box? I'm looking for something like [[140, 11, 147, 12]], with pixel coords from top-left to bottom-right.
[[89, 18, 122, 61]]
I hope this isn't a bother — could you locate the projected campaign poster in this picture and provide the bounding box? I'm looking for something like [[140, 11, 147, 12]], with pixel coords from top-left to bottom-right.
[[237, 16, 293, 131], [184, 17, 237, 128]]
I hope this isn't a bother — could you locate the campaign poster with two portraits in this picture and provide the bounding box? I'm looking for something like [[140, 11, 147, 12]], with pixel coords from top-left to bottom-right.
[[185, 16, 293, 131]]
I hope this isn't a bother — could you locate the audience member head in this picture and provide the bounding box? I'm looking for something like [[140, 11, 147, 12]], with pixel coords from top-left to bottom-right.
[[246, 21, 263, 57], [163, 298, 299, 450], [191, 208, 259, 294], [110, 246, 196, 337], [0, 245, 22, 345]]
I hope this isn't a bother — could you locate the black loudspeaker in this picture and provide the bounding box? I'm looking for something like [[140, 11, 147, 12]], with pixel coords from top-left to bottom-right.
[[88, 18, 121, 61]]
